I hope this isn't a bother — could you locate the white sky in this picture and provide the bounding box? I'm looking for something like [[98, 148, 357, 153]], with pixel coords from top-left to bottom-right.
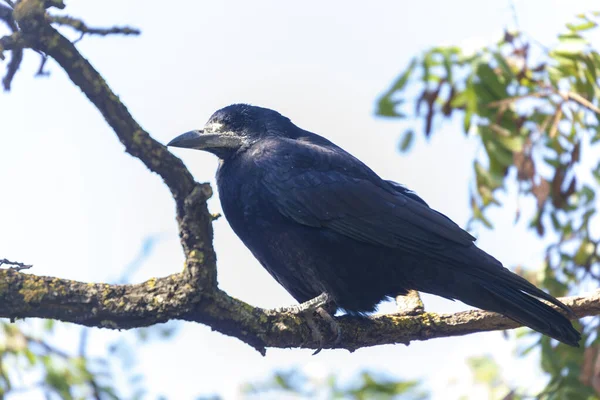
[[1, 0, 598, 398]]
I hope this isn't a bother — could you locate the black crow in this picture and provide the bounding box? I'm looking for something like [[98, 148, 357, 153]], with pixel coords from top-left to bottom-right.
[[168, 104, 580, 346]]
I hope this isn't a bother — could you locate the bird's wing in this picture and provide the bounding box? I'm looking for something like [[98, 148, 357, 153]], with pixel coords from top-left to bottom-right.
[[259, 138, 475, 254]]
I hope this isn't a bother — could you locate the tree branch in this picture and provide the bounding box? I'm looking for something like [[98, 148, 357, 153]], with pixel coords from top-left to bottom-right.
[[0, 258, 32, 271], [10, 0, 216, 284], [49, 15, 140, 43], [1, 267, 599, 354], [0, 3, 23, 90]]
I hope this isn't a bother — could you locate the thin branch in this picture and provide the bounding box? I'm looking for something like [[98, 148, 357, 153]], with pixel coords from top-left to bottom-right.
[[508, 0, 520, 33], [0, 3, 22, 90], [487, 87, 600, 117], [49, 15, 140, 42], [43, 0, 64, 10], [2, 43, 22, 89], [34, 50, 48, 76], [0, 3, 17, 31], [25, 334, 71, 359], [557, 90, 600, 115], [0, 258, 32, 271], [0, 32, 30, 54], [487, 91, 547, 109]]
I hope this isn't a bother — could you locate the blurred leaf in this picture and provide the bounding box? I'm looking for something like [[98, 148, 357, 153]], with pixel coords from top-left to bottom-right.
[[555, 33, 588, 55], [399, 130, 415, 152], [567, 20, 597, 32], [467, 355, 501, 386]]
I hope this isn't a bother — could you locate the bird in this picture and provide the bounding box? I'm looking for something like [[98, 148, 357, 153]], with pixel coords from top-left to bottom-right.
[[168, 103, 581, 347]]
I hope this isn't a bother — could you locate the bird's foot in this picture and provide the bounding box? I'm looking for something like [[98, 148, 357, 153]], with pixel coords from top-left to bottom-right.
[[303, 306, 341, 355], [272, 292, 331, 314], [269, 293, 341, 354], [395, 290, 424, 316]]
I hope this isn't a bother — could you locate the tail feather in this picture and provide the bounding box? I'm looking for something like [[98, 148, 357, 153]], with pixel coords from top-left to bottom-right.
[[483, 267, 574, 316], [480, 281, 580, 346], [409, 247, 581, 346]]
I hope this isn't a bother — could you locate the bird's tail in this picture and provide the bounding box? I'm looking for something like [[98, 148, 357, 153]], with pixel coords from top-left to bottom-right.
[[412, 248, 581, 347]]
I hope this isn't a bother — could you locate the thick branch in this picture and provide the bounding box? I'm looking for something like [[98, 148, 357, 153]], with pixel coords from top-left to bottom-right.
[[10, 0, 217, 285], [1, 268, 599, 354], [12, 0, 194, 202]]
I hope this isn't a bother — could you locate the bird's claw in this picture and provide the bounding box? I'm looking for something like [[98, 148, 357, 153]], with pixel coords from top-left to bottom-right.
[[269, 293, 342, 354]]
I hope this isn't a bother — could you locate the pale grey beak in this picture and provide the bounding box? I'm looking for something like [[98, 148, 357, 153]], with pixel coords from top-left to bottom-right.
[[167, 129, 243, 151]]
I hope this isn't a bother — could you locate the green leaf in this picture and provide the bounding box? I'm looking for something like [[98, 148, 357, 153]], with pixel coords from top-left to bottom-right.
[[376, 98, 406, 118], [495, 134, 525, 152], [376, 59, 418, 118], [390, 58, 417, 92], [471, 195, 494, 229], [475, 64, 508, 101], [399, 130, 415, 152], [555, 33, 588, 55], [582, 53, 598, 83], [492, 52, 514, 82], [474, 160, 503, 189], [566, 20, 597, 32], [23, 348, 37, 366], [573, 240, 595, 265]]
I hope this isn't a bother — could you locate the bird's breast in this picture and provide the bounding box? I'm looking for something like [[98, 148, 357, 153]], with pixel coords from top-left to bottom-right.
[[217, 157, 282, 236]]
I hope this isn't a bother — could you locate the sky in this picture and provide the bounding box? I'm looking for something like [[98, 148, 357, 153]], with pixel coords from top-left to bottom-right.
[[1, 0, 598, 398]]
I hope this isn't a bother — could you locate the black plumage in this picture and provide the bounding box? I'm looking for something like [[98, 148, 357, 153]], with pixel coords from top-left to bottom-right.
[[168, 104, 580, 346]]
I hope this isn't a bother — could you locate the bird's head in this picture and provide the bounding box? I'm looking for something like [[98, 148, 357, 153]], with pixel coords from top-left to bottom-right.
[[167, 104, 292, 159]]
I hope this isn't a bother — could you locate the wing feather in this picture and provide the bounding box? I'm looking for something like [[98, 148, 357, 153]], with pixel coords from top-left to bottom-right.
[[258, 138, 475, 254]]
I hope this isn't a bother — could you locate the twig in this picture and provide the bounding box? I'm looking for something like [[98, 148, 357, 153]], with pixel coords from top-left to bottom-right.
[[487, 91, 547, 108], [0, 3, 22, 90], [548, 104, 564, 138], [558, 90, 600, 115], [487, 87, 600, 116], [35, 51, 49, 76], [43, 0, 64, 9], [2, 44, 22, 90], [0, 3, 16, 31], [25, 334, 70, 359], [49, 15, 140, 43], [0, 258, 32, 271], [509, 0, 520, 34]]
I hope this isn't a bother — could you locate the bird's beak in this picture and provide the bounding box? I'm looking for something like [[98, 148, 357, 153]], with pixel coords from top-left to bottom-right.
[[167, 130, 242, 151]]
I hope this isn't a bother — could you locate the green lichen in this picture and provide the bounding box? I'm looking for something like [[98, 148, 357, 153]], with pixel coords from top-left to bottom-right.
[[0, 275, 8, 297], [146, 277, 157, 290], [18, 276, 48, 303], [417, 312, 440, 327], [132, 129, 145, 146], [187, 250, 205, 264]]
